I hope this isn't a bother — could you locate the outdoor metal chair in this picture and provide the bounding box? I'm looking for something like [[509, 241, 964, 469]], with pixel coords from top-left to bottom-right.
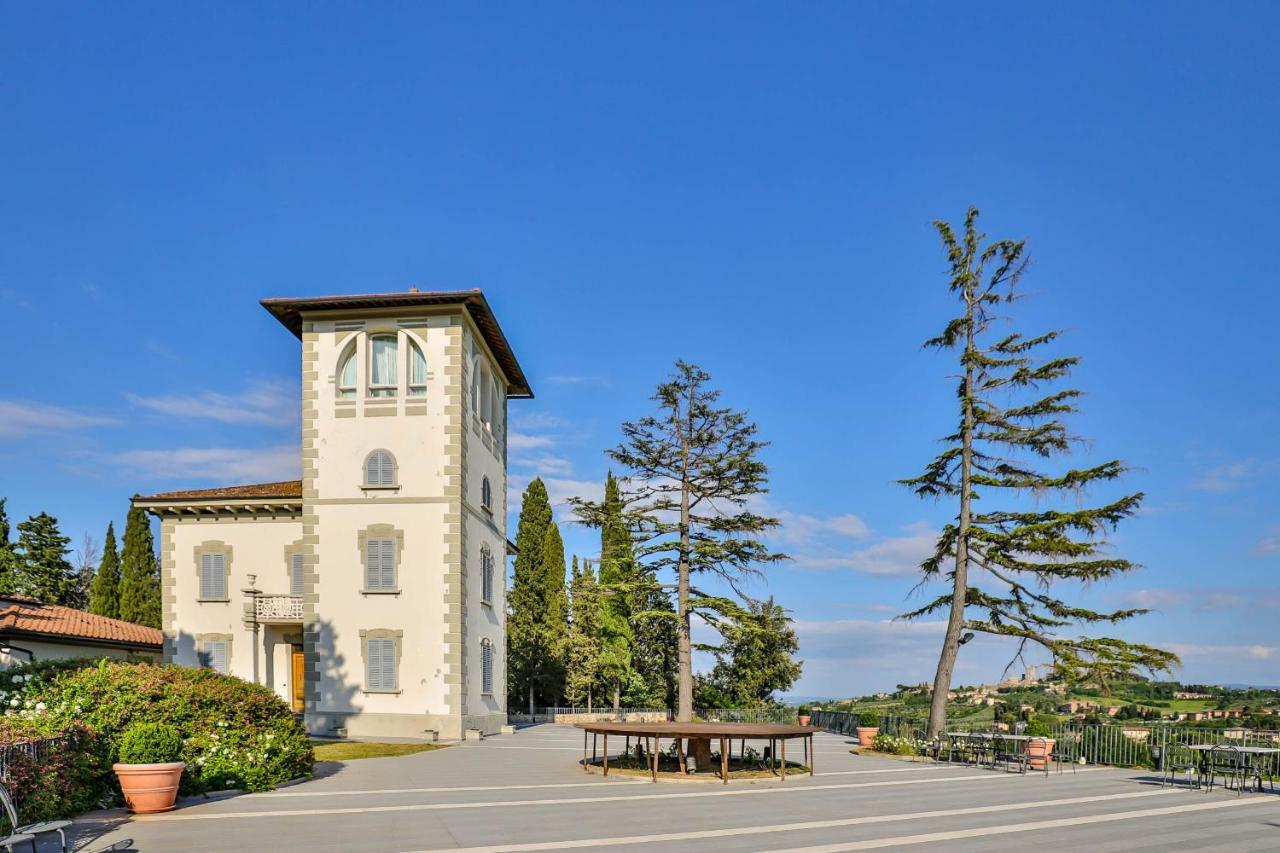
[[1158, 741, 1200, 790], [994, 736, 1026, 774], [1204, 744, 1247, 796], [1050, 733, 1079, 774], [1247, 749, 1277, 795], [0, 783, 69, 852]]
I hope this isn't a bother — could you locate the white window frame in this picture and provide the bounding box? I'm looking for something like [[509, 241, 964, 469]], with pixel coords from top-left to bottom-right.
[[368, 333, 399, 398], [200, 638, 230, 674], [365, 537, 397, 592], [336, 341, 358, 399], [481, 638, 494, 695], [363, 449, 397, 489], [481, 546, 494, 605], [408, 337, 428, 397]]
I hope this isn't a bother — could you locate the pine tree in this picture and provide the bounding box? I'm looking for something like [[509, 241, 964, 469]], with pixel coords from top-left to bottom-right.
[[596, 473, 635, 709], [575, 362, 786, 723], [13, 513, 78, 604], [705, 597, 802, 707], [89, 522, 122, 619], [902, 207, 1179, 737], [506, 479, 554, 713], [0, 500, 17, 595], [118, 505, 162, 628], [564, 557, 603, 709]]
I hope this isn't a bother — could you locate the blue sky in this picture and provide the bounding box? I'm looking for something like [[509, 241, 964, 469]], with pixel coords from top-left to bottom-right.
[[2, 3, 1277, 697]]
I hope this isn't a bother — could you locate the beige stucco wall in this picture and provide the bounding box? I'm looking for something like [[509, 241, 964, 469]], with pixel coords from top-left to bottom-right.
[[163, 514, 303, 706], [0, 641, 159, 669]]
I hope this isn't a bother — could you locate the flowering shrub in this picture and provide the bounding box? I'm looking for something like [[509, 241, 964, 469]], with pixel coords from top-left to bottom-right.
[[871, 733, 921, 756], [0, 659, 312, 797], [0, 720, 106, 828]]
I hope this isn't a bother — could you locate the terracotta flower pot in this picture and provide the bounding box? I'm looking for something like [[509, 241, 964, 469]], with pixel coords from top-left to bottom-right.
[[798, 715, 811, 726], [1026, 738, 1055, 769], [113, 761, 186, 814], [856, 726, 879, 747]]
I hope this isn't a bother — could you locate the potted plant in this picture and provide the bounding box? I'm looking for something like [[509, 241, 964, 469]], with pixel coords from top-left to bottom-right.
[[797, 706, 812, 727], [1024, 718, 1056, 769], [113, 722, 186, 814], [855, 711, 880, 747]]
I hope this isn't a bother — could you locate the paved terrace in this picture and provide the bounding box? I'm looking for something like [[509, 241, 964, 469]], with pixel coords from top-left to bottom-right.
[[69, 725, 1280, 852]]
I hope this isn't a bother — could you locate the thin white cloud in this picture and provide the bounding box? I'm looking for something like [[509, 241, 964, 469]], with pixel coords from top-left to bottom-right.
[[1114, 588, 1193, 611], [511, 412, 568, 430], [1192, 457, 1277, 493], [508, 432, 556, 451], [1165, 642, 1278, 662], [544, 375, 610, 387], [126, 379, 298, 427], [0, 401, 118, 439], [775, 509, 871, 545], [794, 521, 937, 576], [105, 445, 299, 483], [1256, 526, 1280, 556]]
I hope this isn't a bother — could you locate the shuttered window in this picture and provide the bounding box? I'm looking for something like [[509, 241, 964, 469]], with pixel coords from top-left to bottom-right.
[[365, 539, 396, 591], [365, 637, 398, 691], [290, 553, 304, 595], [481, 477, 492, 511], [203, 640, 229, 674], [481, 640, 493, 695], [200, 553, 226, 600], [364, 450, 396, 487], [481, 548, 494, 604]]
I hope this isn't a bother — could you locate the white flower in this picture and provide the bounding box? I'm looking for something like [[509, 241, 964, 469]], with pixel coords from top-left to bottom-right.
[[8, 699, 16, 708], [34, 702, 45, 712]]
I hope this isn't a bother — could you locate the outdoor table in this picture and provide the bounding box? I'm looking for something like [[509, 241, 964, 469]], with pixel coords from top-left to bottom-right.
[[574, 721, 817, 784], [1184, 744, 1280, 792]]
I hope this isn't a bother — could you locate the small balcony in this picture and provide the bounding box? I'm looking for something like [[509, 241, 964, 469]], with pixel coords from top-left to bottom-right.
[[254, 594, 303, 623]]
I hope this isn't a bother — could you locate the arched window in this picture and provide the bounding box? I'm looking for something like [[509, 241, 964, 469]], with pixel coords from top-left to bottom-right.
[[470, 356, 482, 418], [408, 338, 427, 397], [481, 545, 494, 604], [337, 343, 358, 399], [479, 363, 493, 428], [368, 334, 398, 397], [481, 476, 492, 512], [480, 638, 494, 695], [364, 450, 396, 487], [490, 376, 503, 436]]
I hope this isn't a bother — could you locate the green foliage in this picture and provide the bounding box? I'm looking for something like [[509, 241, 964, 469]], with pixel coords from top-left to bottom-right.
[[858, 711, 881, 727], [0, 719, 105, 827], [0, 500, 18, 594], [574, 361, 788, 721], [564, 557, 603, 707], [596, 473, 635, 706], [88, 521, 121, 619], [1024, 718, 1053, 738], [702, 597, 802, 707], [901, 207, 1178, 734], [117, 722, 183, 764], [506, 479, 567, 710], [118, 506, 161, 628], [12, 512, 77, 604], [0, 659, 312, 795]]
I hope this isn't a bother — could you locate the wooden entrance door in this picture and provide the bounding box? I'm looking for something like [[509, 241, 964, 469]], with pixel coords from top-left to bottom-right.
[[290, 647, 305, 713]]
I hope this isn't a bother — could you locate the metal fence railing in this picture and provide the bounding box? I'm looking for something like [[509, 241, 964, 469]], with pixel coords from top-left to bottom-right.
[[698, 708, 798, 725], [809, 710, 1280, 771], [0, 735, 70, 781]]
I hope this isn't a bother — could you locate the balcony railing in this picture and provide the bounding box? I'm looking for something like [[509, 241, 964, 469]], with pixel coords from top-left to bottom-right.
[[255, 594, 303, 622]]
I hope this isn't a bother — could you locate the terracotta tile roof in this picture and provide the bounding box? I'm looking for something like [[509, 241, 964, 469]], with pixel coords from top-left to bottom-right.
[[135, 480, 303, 502], [0, 597, 162, 648], [260, 289, 533, 397]]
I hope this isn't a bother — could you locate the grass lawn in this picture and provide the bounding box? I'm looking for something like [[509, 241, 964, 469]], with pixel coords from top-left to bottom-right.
[[311, 740, 446, 761]]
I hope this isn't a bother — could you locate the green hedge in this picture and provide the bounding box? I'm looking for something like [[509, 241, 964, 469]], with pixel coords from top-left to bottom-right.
[[0, 659, 313, 802]]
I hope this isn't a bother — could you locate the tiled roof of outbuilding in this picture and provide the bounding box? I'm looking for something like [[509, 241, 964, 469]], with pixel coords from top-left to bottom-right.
[[0, 597, 163, 648], [135, 480, 303, 501]]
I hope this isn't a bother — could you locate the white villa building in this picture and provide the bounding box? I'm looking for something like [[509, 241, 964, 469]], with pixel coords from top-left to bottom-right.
[[134, 290, 531, 740]]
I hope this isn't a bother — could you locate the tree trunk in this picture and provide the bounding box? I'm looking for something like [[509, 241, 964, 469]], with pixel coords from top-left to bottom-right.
[[927, 291, 976, 739], [613, 680, 621, 711], [528, 683, 535, 716], [676, 392, 694, 722], [689, 737, 712, 773], [587, 687, 592, 713]]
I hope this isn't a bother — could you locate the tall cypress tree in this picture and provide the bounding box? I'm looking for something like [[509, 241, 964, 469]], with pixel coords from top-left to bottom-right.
[[507, 478, 553, 712], [89, 522, 122, 619], [0, 500, 17, 595], [565, 557, 603, 709], [537, 522, 569, 705], [902, 207, 1178, 737], [118, 505, 162, 628], [596, 473, 635, 709], [13, 512, 77, 604]]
